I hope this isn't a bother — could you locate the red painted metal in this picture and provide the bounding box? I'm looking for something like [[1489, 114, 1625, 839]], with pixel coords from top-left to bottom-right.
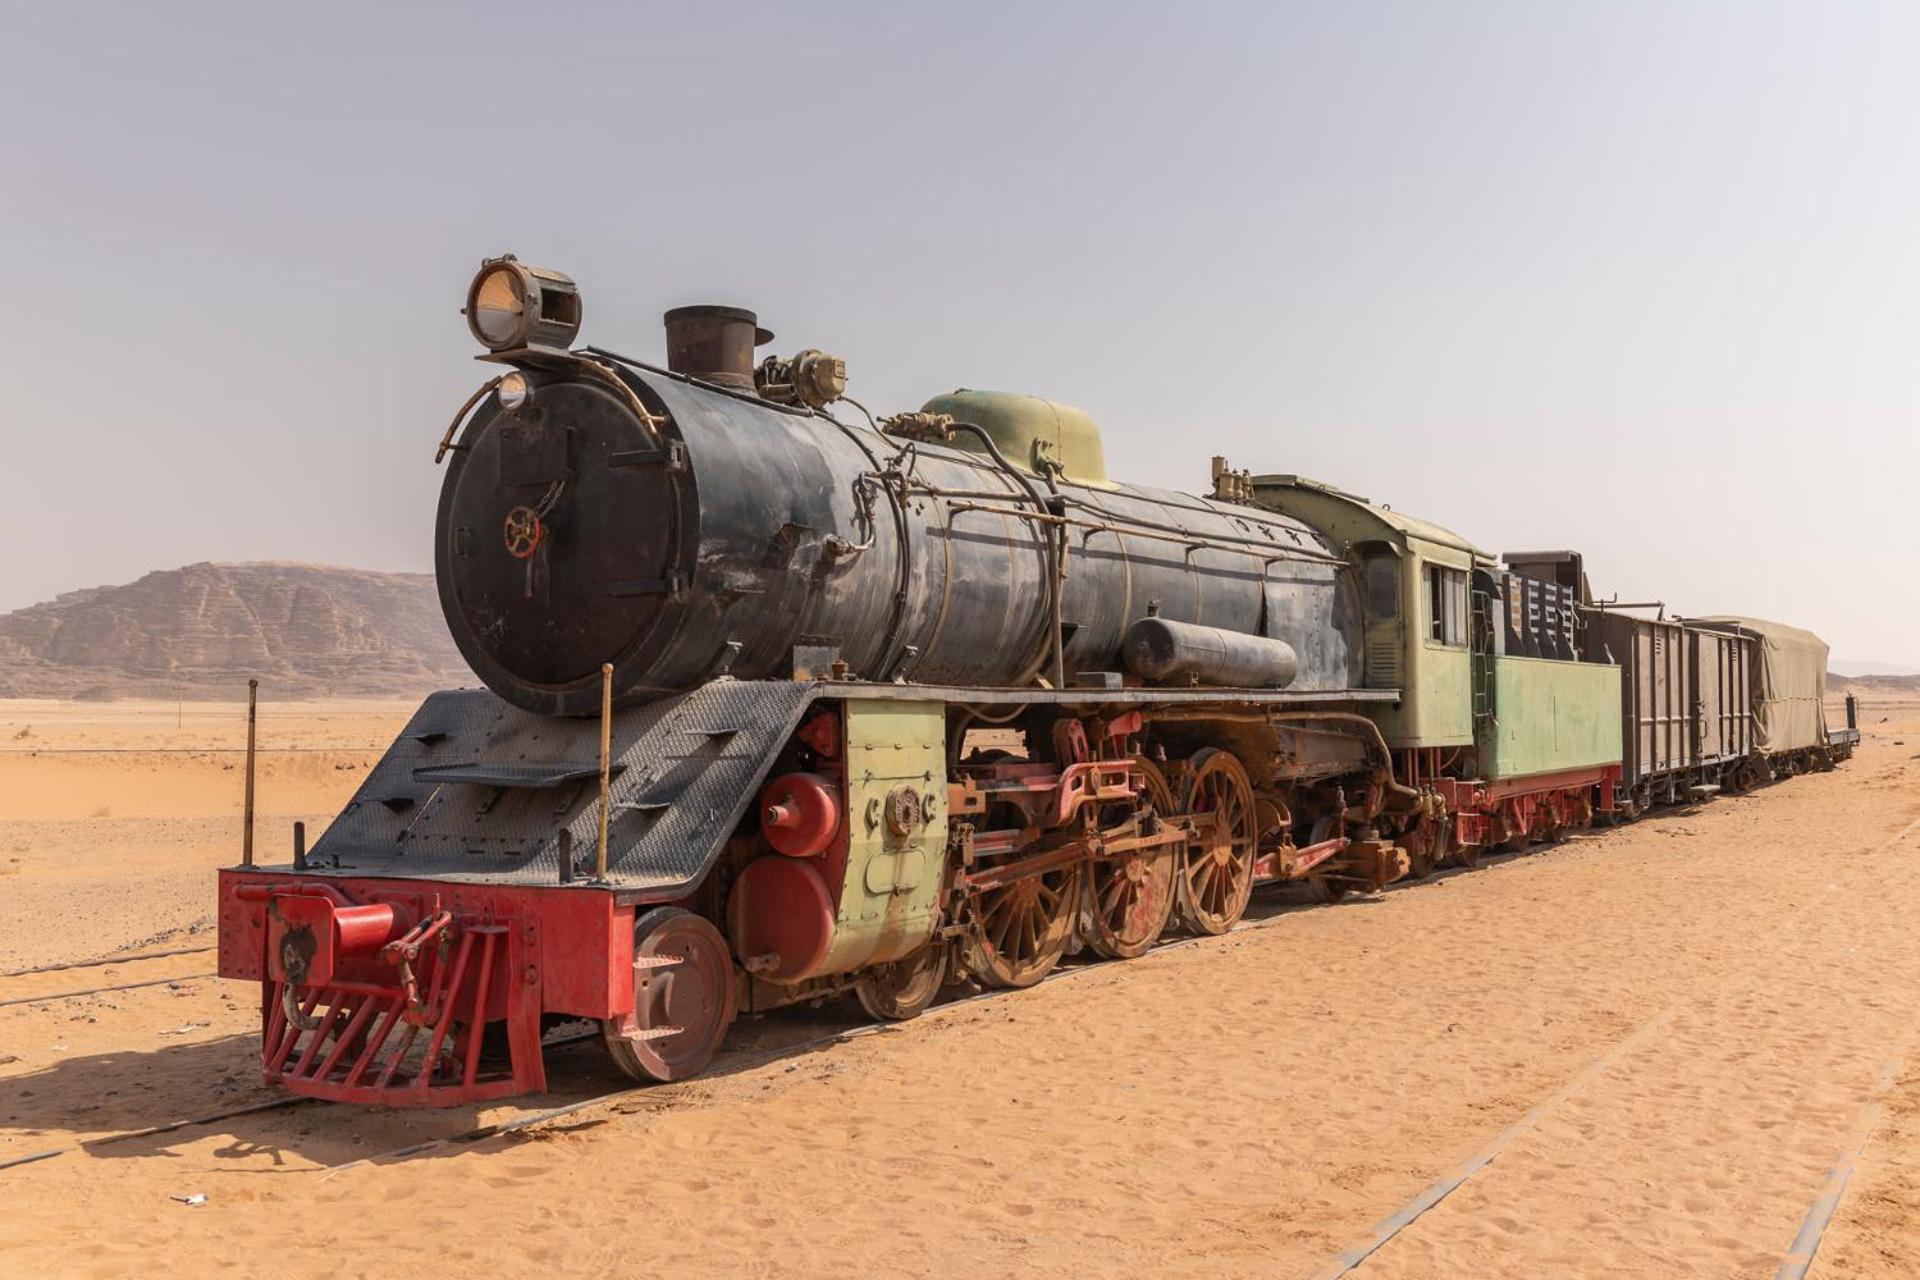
[[261, 893, 412, 990], [1432, 765, 1621, 852], [235, 880, 351, 907], [725, 855, 836, 980], [759, 771, 841, 857], [962, 757, 1136, 830], [218, 871, 636, 1107], [796, 708, 840, 758], [1284, 835, 1349, 878], [1049, 760, 1134, 826]]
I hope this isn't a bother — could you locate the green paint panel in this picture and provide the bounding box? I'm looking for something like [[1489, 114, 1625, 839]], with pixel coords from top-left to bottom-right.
[[1477, 656, 1623, 780], [1391, 640, 1474, 747], [818, 700, 948, 974]]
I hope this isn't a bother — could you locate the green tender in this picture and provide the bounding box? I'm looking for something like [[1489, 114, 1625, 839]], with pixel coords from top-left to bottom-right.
[[1477, 656, 1623, 780]]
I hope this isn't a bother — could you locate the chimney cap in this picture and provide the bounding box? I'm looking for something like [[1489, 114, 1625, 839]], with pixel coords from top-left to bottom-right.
[[662, 304, 773, 346]]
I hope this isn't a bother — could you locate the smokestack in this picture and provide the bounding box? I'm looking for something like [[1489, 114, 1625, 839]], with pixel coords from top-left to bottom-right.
[[662, 305, 772, 389]]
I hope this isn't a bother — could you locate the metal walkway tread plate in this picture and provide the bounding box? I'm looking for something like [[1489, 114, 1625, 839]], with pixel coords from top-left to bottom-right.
[[412, 761, 617, 789], [295, 683, 824, 895]]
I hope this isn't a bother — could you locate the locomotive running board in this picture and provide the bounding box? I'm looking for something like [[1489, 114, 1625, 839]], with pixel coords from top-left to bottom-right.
[[295, 682, 824, 897], [291, 681, 1400, 899]]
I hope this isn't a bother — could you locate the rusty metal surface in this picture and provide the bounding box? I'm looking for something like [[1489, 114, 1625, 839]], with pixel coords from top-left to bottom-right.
[[1693, 625, 1755, 765], [1591, 611, 1757, 791], [661, 304, 769, 388], [1592, 611, 1694, 784]]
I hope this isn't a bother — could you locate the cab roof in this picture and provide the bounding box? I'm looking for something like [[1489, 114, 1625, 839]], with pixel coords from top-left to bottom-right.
[[1252, 474, 1490, 559]]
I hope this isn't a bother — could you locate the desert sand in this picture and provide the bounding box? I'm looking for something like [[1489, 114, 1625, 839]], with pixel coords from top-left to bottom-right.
[[1, 691, 1917, 1278]]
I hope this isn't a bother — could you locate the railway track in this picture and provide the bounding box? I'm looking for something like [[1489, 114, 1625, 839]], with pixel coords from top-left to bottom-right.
[[0, 835, 1605, 1184], [0, 947, 224, 1008], [0, 1097, 314, 1173], [0, 1027, 610, 1177], [320, 881, 1360, 1175], [8, 893, 1316, 1179], [4, 859, 1526, 1179], [0, 944, 217, 980], [0, 972, 220, 1009]]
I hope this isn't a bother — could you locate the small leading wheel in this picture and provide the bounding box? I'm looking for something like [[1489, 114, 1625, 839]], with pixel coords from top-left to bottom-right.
[[602, 907, 737, 1083], [854, 941, 948, 1021], [964, 863, 1080, 988], [1174, 749, 1257, 935], [1082, 758, 1179, 960]]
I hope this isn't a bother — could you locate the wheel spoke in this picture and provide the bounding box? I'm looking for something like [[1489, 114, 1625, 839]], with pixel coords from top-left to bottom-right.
[[989, 899, 1017, 952], [1019, 901, 1042, 958]]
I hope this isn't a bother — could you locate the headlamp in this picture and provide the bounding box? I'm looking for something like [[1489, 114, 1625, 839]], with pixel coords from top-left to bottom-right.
[[464, 255, 582, 353], [496, 371, 533, 412]]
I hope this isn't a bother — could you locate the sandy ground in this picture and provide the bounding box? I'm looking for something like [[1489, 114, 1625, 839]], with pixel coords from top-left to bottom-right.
[[0, 692, 1917, 1278]]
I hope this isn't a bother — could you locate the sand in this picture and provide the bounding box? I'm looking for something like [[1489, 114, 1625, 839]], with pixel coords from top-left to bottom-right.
[[1, 691, 1917, 1277]]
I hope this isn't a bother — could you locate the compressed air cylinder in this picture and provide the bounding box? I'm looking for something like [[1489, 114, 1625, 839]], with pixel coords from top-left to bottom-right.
[[1122, 616, 1299, 688]]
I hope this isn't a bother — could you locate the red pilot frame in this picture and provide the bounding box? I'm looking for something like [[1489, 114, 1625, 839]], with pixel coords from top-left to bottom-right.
[[218, 871, 641, 1107]]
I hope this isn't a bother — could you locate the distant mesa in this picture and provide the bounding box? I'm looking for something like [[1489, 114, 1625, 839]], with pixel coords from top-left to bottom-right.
[[1829, 659, 1920, 679], [0, 562, 472, 700], [1827, 671, 1920, 692]]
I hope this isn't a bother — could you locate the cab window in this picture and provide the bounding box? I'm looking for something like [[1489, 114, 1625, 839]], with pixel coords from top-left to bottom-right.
[[1427, 565, 1467, 646], [1364, 552, 1400, 622]]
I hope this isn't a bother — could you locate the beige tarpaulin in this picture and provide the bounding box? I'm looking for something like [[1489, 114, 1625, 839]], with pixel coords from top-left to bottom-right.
[[1693, 616, 1830, 753]]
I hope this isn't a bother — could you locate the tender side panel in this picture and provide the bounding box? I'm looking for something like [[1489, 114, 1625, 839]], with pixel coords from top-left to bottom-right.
[[1477, 656, 1624, 781]]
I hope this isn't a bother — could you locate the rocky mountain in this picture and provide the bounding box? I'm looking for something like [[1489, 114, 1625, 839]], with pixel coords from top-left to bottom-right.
[[0, 563, 472, 699], [1828, 671, 1920, 692]]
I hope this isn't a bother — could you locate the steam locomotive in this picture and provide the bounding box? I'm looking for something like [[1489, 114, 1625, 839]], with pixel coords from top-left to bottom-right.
[[215, 255, 1855, 1104]]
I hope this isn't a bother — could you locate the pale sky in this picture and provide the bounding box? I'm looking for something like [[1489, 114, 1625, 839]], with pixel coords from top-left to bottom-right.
[[2, 2, 1914, 665]]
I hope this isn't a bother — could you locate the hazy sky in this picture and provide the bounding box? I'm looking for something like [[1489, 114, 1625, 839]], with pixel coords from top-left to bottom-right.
[[2, 2, 1914, 664]]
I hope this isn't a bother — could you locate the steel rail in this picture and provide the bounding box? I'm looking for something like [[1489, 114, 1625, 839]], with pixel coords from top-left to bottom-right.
[[1774, 1056, 1907, 1280], [0, 972, 217, 1009], [321, 800, 1880, 1181], [1308, 1010, 1678, 1280], [0, 1097, 315, 1173], [319, 881, 1388, 1177], [0, 945, 216, 979], [1308, 812, 1920, 1279]]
